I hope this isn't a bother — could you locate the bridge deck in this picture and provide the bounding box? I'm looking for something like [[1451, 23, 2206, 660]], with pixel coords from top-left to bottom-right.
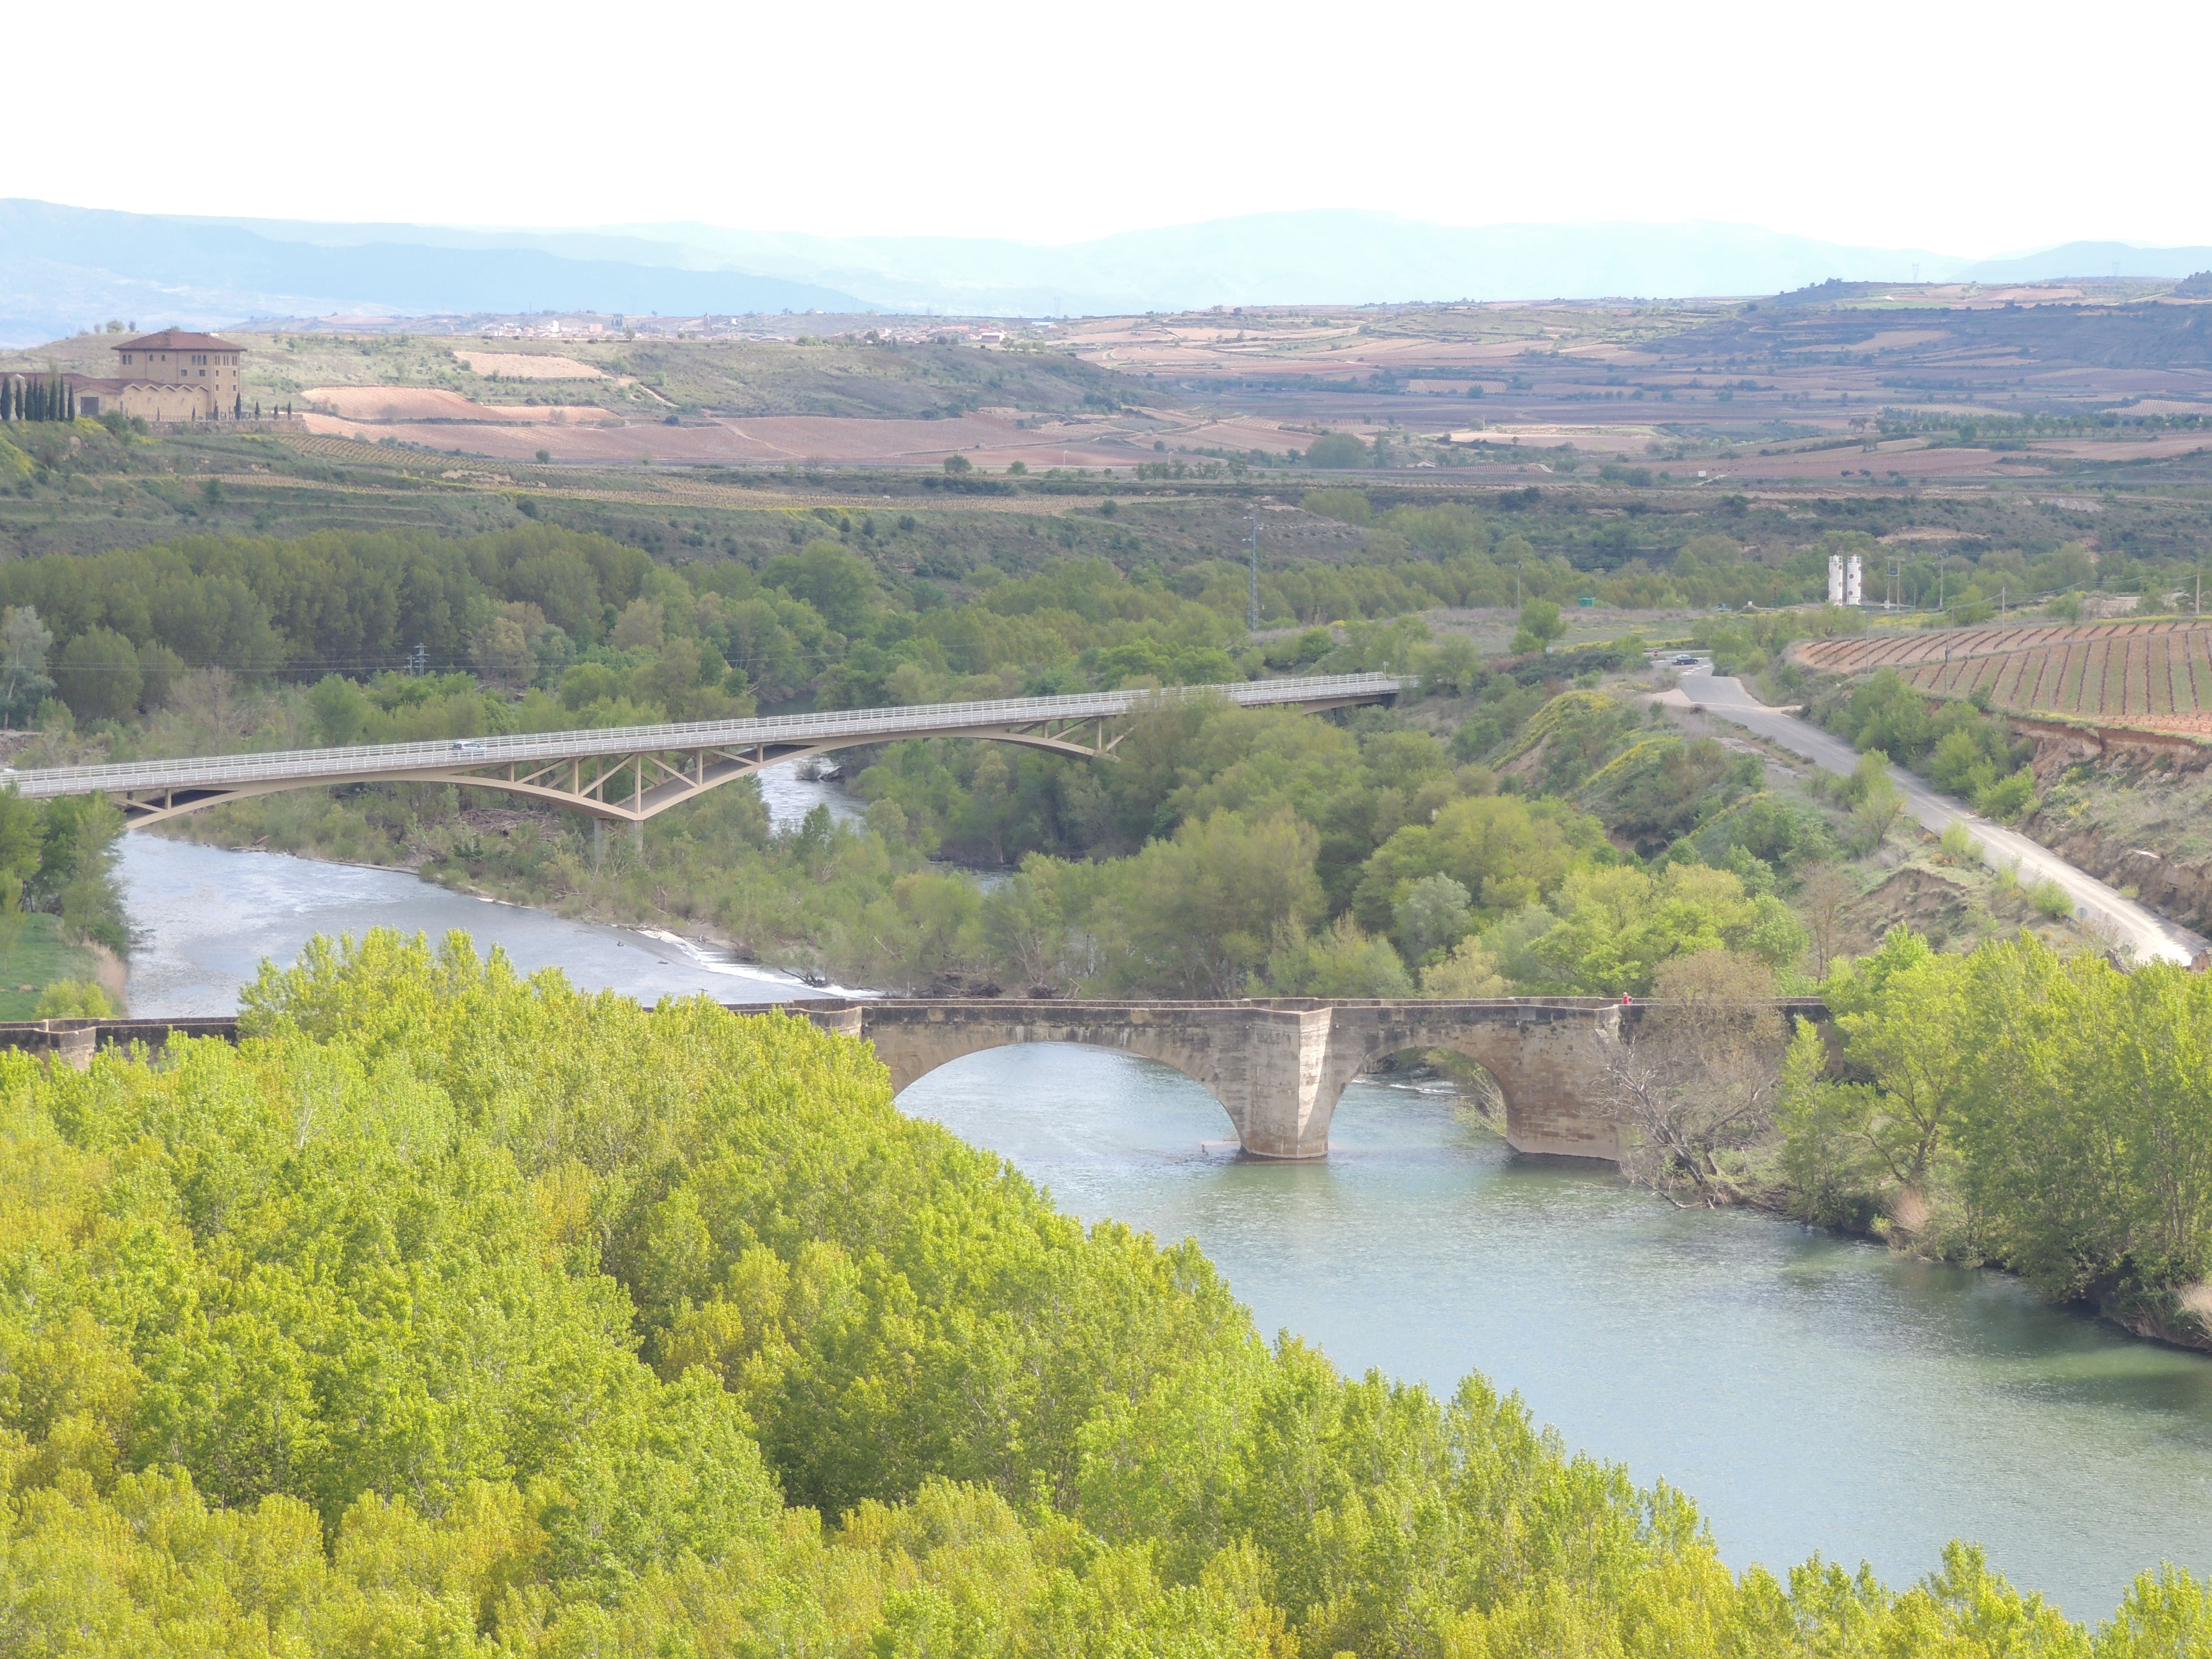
[[0, 673, 1403, 808]]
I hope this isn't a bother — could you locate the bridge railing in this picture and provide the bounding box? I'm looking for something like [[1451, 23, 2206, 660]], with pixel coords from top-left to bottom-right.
[[1, 673, 1405, 801]]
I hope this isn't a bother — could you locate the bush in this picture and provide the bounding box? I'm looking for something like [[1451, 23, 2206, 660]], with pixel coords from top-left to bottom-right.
[[1938, 821, 1983, 865], [31, 977, 112, 1017], [2028, 878, 2075, 919], [1976, 765, 2039, 823]]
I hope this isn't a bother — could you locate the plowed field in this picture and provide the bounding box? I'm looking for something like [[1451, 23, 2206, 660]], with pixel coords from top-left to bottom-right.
[[1792, 621, 2212, 736]]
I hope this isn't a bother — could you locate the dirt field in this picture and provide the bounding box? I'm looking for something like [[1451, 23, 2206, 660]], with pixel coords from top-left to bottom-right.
[[303, 387, 617, 424], [296, 407, 1165, 469], [450, 351, 603, 379]]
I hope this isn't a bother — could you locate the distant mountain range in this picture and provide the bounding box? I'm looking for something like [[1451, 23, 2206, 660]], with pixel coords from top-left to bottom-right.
[[3, 198, 2208, 347], [0, 200, 866, 348]]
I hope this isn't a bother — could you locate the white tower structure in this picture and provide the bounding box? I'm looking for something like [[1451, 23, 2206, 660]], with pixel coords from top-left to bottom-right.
[[1828, 555, 1845, 606], [1845, 554, 1863, 606]]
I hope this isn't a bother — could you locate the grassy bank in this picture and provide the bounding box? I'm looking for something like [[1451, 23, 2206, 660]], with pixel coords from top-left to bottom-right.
[[0, 911, 114, 1018]]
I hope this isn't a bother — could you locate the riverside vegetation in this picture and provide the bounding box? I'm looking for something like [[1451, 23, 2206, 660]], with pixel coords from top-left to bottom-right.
[[0, 522, 2194, 1318], [0, 519, 1864, 1002], [6, 930, 2212, 1656]]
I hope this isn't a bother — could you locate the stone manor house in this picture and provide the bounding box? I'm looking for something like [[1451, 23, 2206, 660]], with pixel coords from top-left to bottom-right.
[[4, 329, 249, 422]]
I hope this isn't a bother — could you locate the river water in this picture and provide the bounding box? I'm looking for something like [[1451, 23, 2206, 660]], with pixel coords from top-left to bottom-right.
[[112, 781, 2212, 1621]]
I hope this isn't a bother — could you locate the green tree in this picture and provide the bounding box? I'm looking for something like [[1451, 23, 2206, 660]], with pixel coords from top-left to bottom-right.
[[1265, 914, 1414, 997], [0, 605, 54, 726], [1511, 597, 1565, 654], [1394, 871, 1473, 962], [763, 539, 878, 634], [52, 625, 144, 722], [1527, 863, 1806, 996], [1303, 433, 1368, 469], [1104, 812, 1323, 996]]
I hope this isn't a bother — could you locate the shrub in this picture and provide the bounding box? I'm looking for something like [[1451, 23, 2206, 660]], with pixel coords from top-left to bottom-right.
[[2027, 879, 2074, 919], [31, 977, 113, 1017], [1938, 821, 1983, 865], [1975, 766, 2039, 823]]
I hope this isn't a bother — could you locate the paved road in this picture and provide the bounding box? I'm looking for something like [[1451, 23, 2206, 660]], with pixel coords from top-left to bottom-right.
[[1661, 664, 2209, 968]]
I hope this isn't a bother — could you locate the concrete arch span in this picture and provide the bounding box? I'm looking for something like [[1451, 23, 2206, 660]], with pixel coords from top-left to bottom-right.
[[796, 997, 1632, 1161], [16, 676, 1404, 832], [105, 725, 1117, 830]]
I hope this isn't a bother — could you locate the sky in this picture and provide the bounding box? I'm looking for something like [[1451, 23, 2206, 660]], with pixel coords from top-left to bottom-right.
[[18, 0, 2210, 257]]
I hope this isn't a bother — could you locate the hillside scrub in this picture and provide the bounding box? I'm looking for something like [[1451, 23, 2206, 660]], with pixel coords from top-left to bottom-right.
[[2, 928, 2206, 1654]]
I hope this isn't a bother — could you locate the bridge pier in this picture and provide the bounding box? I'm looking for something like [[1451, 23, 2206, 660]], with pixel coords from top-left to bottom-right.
[[791, 997, 1638, 1162]]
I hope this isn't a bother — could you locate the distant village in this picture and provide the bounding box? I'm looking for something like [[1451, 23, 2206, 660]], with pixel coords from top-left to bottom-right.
[[472, 313, 1017, 346]]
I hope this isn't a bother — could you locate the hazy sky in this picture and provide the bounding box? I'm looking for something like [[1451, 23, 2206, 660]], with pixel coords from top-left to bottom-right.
[[20, 0, 2208, 255]]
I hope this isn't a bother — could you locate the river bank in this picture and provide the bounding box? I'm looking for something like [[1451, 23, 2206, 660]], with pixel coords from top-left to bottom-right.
[[125, 804, 2212, 1368]]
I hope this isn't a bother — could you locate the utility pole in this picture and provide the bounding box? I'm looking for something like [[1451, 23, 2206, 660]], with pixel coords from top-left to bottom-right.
[[1247, 507, 1260, 633]]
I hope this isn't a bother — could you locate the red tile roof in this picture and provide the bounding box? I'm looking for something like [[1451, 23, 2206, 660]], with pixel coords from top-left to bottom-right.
[[115, 331, 244, 352]]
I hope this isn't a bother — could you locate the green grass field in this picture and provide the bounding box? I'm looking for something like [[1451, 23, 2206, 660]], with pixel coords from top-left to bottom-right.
[[0, 913, 112, 1020]]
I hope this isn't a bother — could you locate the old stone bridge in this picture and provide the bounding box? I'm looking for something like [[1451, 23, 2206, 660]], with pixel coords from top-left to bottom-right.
[[793, 995, 1704, 1160], [0, 993, 1828, 1163]]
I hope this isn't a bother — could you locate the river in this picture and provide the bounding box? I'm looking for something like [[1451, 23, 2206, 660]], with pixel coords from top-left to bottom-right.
[[114, 791, 2212, 1622]]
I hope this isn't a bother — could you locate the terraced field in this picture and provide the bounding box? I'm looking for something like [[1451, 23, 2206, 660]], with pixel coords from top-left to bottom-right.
[[1791, 621, 2212, 736]]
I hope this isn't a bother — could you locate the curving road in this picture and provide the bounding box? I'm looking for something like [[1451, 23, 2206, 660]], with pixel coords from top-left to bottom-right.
[[1661, 663, 2209, 968]]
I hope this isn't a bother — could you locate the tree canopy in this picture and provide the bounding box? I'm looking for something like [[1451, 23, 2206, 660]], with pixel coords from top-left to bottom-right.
[[4, 930, 2200, 1653]]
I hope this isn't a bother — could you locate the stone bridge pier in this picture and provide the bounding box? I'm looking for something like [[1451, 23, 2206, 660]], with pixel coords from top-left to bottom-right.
[[789, 997, 1631, 1161]]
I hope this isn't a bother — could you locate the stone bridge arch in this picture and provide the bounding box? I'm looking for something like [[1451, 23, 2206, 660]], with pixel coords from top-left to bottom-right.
[[1315, 1001, 1626, 1161], [811, 1000, 1277, 1149]]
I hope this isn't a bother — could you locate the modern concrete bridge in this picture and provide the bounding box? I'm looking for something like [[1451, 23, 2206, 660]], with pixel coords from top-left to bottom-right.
[[0, 990, 1828, 1162], [0, 673, 1404, 830]]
